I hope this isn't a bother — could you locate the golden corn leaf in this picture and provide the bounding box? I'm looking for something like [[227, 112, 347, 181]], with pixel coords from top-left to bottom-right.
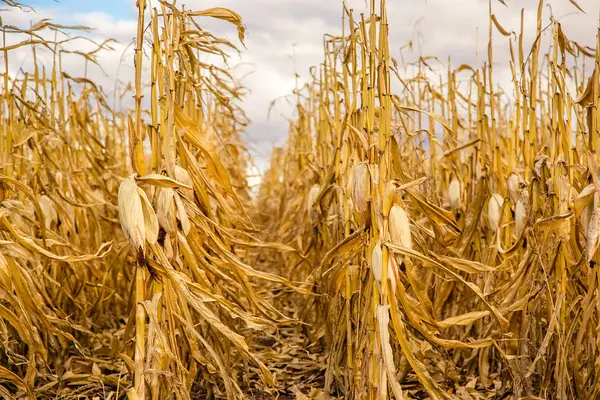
[[137, 173, 193, 189]]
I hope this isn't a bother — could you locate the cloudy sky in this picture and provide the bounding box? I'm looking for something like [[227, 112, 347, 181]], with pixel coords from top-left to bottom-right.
[[4, 0, 600, 173]]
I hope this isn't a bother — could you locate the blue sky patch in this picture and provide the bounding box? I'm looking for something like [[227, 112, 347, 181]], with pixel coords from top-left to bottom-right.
[[27, 0, 132, 19]]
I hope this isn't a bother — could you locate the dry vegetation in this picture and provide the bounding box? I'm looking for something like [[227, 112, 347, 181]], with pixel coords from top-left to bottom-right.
[[1, 0, 600, 399]]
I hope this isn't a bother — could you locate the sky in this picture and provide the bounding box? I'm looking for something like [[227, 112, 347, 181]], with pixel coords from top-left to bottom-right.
[[4, 0, 600, 174]]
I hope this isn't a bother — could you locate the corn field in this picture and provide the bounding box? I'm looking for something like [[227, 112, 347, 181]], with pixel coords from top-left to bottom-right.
[[1, 0, 600, 398]]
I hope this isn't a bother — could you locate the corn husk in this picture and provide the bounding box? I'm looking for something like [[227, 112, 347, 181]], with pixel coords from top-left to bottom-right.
[[174, 165, 195, 198], [515, 199, 527, 238], [389, 205, 413, 250], [507, 173, 522, 206], [38, 195, 57, 230], [383, 181, 397, 217], [488, 193, 504, 232], [371, 241, 383, 284], [586, 208, 600, 263], [371, 241, 397, 294], [577, 184, 598, 237], [118, 175, 159, 252], [448, 178, 461, 212], [307, 184, 321, 218], [352, 163, 369, 213], [157, 188, 177, 236]]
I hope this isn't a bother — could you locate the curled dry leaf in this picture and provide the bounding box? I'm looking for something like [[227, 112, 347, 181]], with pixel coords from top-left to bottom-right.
[[437, 311, 491, 328], [191, 7, 246, 44]]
